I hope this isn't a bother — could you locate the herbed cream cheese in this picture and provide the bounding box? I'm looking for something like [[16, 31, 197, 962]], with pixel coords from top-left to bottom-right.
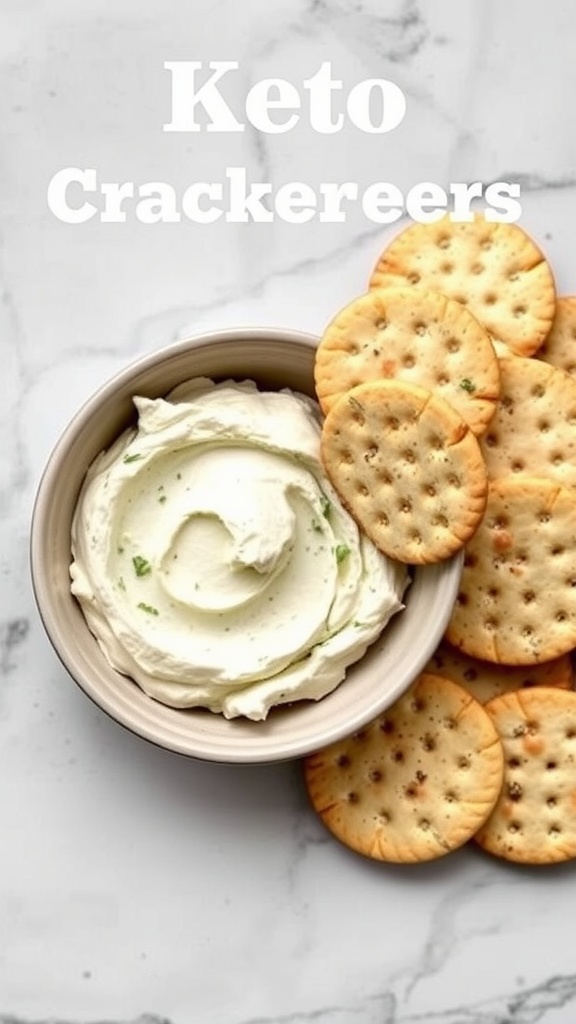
[[70, 378, 407, 720]]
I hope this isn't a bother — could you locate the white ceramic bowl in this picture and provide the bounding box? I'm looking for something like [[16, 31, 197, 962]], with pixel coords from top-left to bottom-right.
[[30, 327, 462, 763]]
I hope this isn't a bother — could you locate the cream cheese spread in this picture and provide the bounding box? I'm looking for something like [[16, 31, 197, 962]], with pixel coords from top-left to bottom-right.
[[70, 378, 407, 720]]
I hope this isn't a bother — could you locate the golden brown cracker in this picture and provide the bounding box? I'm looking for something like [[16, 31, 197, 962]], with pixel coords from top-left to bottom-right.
[[479, 356, 576, 488], [446, 477, 576, 664], [314, 286, 500, 435], [369, 215, 556, 357], [304, 673, 504, 863], [538, 296, 576, 376], [476, 687, 576, 864], [320, 379, 488, 564], [425, 640, 573, 704]]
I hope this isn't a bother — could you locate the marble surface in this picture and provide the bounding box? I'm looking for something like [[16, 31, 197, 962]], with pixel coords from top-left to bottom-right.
[[3, 0, 576, 1021]]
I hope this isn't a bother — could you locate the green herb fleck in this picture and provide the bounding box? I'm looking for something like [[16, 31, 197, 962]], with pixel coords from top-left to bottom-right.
[[132, 555, 152, 577], [117, 545, 125, 555], [348, 395, 364, 414], [335, 544, 351, 565], [311, 518, 323, 533], [137, 602, 159, 616], [117, 576, 126, 591], [158, 494, 167, 504], [123, 453, 142, 464], [459, 378, 476, 393], [320, 494, 331, 518]]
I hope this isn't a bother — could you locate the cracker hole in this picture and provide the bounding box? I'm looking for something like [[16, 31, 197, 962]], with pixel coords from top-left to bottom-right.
[[376, 319, 388, 331], [433, 513, 449, 529], [444, 717, 457, 731], [501, 395, 514, 409], [521, 626, 533, 638], [464, 553, 477, 568], [549, 824, 562, 836], [446, 338, 461, 353], [437, 235, 451, 249], [463, 668, 477, 681], [511, 460, 524, 473], [538, 512, 551, 524], [444, 790, 457, 803], [566, 727, 576, 739], [386, 417, 400, 431], [508, 756, 521, 768], [408, 272, 421, 284], [556, 611, 568, 623], [447, 473, 461, 488], [347, 791, 359, 804], [456, 592, 469, 607], [339, 449, 354, 465], [336, 754, 350, 768], [487, 587, 499, 599], [508, 271, 519, 282], [369, 769, 383, 782], [484, 433, 497, 448], [415, 770, 427, 783], [484, 617, 498, 632], [552, 545, 565, 557], [405, 784, 418, 798], [364, 445, 378, 463], [402, 448, 416, 464], [507, 821, 522, 834], [457, 756, 471, 769], [379, 470, 393, 485], [470, 261, 484, 275], [546, 761, 557, 770], [480, 237, 493, 250], [538, 419, 550, 433], [379, 809, 391, 823], [531, 384, 546, 398], [424, 483, 437, 497], [418, 818, 430, 831], [378, 513, 390, 527], [483, 292, 497, 305], [523, 590, 535, 605], [436, 373, 449, 387], [440, 262, 454, 275], [547, 796, 558, 808], [422, 733, 436, 751], [399, 498, 413, 514], [403, 353, 415, 368], [411, 529, 422, 544], [550, 452, 564, 467], [428, 434, 443, 451], [507, 781, 523, 801], [353, 729, 367, 741], [392, 749, 404, 763], [411, 698, 425, 713], [414, 321, 427, 335], [379, 718, 395, 734], [513, 304, 527, 317], [357, 483, 370, 497]]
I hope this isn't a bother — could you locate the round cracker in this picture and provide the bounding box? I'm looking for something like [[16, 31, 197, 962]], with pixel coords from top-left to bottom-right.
[[446, 476, 576, 664], [425, 639, 573, 705], [369, 215, 556, 357], [537, 296, 576, 376], [476, 687, 576, 864], [303, 673, 504, 863], [480, 356, 576, 487], [320, 379, 488, 564], [314, 287, 500, 435]]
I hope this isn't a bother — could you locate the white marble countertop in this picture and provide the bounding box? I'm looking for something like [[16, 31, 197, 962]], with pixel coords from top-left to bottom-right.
[[3, 1, 576, 1021]]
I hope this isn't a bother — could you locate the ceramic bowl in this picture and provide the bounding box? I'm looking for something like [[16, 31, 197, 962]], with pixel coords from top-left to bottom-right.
[[30, 327, 462, 763]]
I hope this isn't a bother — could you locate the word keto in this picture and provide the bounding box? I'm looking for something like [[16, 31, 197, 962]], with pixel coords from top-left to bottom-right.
[[163, 60, 407, 134], [46, 60, 523, 225], [47, 169, 521, 225]]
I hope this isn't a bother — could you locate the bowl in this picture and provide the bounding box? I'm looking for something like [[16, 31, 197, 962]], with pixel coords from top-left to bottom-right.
[[30, 327, 463, 763]]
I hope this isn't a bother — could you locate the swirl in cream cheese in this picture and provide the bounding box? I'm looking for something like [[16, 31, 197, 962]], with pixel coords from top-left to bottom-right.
[[70, 379, 407, 720]]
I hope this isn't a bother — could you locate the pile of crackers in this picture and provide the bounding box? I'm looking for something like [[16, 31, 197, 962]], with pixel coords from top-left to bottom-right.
[[305, 215, 576, 866]]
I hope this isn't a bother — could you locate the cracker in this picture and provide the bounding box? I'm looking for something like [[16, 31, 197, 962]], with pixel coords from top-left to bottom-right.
[[320, 379, 488, 564], [369, 214, 556, 357], [479, 356, 576, 488], [303, 673, 504, 863], [425, 639, 573, 704], [446, 477, 576, 664], [314, 287, 500, 435], [537, 296, 576, 376], [475, 687, 576, 864]]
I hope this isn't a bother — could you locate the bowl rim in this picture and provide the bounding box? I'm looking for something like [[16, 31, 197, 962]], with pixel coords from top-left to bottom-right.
[[30, 326, 463, 763]]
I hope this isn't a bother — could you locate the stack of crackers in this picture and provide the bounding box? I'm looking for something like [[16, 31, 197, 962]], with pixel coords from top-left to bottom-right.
[[305, 214, 576, 866]]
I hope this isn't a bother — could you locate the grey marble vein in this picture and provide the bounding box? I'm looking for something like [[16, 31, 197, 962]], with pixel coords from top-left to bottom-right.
[[0, 617, 29, 674]]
